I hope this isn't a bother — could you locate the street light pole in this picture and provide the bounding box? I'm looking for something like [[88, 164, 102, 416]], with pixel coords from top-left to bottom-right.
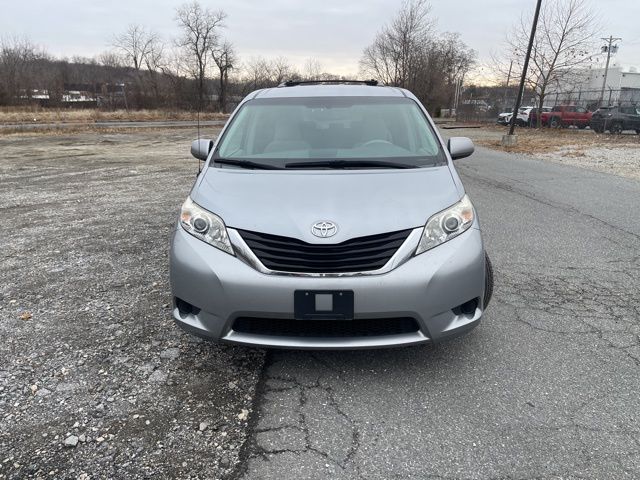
[[598, 36, 622, 107], [506, 0, 543, 138]]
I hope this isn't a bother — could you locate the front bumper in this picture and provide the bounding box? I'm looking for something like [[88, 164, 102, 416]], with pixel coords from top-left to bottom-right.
[[169, 226, 486, 349]]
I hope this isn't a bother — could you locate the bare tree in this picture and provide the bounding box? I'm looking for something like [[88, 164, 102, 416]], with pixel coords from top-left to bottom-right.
[[0, 37, 43, 104], [98, 51, 124, 69], [303, 58, 323, 80], [211, 40, 236, 112], [360, 0, 434, 87], [359, 1, 474, 113], [239, 56, 299, 92], [113, 25, 158, 71], [503, 0, 599, 125], [175, 1, 227, 106], [271, 56, 298, 84]]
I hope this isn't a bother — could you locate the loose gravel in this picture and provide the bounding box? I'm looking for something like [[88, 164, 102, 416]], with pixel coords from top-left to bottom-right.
[[0, 129, 265, 479]]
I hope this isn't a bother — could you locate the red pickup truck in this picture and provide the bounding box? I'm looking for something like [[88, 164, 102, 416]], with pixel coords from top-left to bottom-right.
[[540, 105, 592, 128]]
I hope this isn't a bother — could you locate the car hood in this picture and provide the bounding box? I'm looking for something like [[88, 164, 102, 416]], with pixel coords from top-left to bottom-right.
[[192, 166, 461, 243]]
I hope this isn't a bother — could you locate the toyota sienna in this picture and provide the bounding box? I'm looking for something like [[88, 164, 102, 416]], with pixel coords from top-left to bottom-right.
[[169, 80, 493, 349]]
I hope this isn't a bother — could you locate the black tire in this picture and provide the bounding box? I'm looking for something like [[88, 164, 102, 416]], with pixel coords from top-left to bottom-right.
[[484, 252, 494, 309], [549, 117, 562, 128], [578, 124, 587, 129], [610, 122, 623, 134]]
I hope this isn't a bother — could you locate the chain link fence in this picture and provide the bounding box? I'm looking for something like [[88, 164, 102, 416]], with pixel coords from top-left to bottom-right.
[[454, 87, 640, 123]]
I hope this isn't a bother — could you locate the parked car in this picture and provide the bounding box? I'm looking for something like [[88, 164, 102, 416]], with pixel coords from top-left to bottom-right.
[[496, 106, 535, 126], [170, 80, 493, 349], [527, 107, 552, 127], [497, 110, 514, 125], [540, 105, 592, 128], [590, 106, 640, 134], [516, 106, 536, 126]]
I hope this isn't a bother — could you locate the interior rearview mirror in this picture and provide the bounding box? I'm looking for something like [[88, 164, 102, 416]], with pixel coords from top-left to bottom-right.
[[191, 139, 214, 161], [447, 137, 474, 160]]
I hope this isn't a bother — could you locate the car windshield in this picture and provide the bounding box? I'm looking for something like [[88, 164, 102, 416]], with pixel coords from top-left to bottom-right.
[[215, 96, 446, 168]]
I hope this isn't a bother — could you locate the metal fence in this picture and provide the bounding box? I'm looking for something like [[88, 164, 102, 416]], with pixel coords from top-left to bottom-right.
[[454, 87, 640, 123], [546, 88, 640, 110]]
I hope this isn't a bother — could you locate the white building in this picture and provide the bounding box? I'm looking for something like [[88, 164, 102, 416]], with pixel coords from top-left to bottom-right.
[[546, 63, 640, 107]]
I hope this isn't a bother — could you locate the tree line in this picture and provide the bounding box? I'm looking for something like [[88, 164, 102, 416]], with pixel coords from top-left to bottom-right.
[[0, 0, 476, 114]]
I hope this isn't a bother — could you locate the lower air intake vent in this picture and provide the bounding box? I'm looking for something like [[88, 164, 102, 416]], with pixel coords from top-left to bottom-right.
[[232, 317, 420, 338]]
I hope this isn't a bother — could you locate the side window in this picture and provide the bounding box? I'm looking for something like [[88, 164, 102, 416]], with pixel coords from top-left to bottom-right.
[[552, 106, 562, 112], [576, 107, 587, 113], [566, 106, 577, 112]]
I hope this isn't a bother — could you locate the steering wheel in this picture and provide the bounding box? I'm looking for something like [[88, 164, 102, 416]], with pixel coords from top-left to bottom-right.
[[361, 139, 394, 147]]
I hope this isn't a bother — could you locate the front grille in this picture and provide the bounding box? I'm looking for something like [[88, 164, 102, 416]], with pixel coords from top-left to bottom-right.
[[237, 228, 412, 273], [232, 317, 420, 338]]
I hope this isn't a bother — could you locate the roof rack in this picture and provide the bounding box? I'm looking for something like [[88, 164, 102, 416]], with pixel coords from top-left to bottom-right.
[[279, 79, 379, 87]]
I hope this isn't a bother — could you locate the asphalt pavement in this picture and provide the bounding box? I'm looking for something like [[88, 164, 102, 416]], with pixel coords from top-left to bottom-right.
[[237, 146, 640, 479]]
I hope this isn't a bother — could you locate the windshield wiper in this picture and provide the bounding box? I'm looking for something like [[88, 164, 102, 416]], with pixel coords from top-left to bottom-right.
[[214, 158, 284, 170], [285, 159, 417, 169]]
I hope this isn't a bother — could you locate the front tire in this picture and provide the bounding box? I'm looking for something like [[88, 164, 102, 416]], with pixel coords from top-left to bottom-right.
[[549, 117, 562, 129], [484, 252, 494, 309], [610, 122, 623, 134]]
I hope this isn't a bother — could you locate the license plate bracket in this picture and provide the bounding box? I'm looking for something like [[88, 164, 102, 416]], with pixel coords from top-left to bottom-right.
[[294, 290, 354, 320]]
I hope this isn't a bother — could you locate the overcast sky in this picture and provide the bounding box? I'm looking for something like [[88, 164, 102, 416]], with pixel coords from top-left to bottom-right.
[[2, 0, 640, 81]]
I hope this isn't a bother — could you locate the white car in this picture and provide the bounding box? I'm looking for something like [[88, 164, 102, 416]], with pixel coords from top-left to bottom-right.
[[497, 106, 536, 126]]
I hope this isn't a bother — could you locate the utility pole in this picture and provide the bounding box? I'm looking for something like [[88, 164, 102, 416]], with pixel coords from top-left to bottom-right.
[[598, 36, 622, 107], [503, 0, 542, 144]]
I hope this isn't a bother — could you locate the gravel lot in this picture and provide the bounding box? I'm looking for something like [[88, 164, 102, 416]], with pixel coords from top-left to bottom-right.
[[0, 129, 264, 479]]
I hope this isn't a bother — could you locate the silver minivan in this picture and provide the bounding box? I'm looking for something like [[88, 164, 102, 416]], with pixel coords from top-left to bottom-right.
[[170, 80, 493, 349]]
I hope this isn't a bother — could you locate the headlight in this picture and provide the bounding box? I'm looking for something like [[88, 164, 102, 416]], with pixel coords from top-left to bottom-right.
[[415, 195, 474, 255], [180, 197, 234, 255]]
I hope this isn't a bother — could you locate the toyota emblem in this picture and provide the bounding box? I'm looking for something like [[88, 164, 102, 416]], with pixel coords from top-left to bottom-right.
[[311, 221, 338, 238]]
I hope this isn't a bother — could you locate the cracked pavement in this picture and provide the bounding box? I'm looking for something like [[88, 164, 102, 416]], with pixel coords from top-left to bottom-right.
[[238, 145, 640, 479]]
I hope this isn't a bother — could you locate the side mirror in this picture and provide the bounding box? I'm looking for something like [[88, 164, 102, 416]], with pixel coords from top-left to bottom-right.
[[191, 139, 214, 161], [447, 137, 475, 160]]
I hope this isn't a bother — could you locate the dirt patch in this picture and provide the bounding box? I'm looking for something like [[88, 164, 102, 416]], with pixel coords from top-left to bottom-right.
[[0, 129, 264, 479]]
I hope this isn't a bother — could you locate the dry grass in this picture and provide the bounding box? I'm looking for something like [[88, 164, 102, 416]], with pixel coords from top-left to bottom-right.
[[447, 124, 640, 181], [0, 124, 207, 137], [0, 107, 228, 124], [472, 125, 640, 155]]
